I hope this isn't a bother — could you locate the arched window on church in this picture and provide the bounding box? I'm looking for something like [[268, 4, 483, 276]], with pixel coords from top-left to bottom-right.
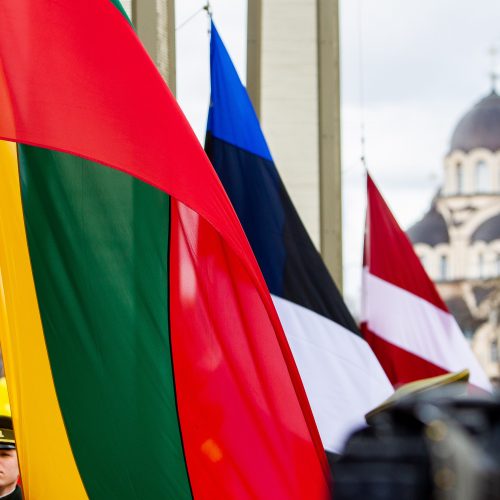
[[476, 160, 489, 193], [456, 162, 464, 194], [478, 253, 484, 278], [439, 255, 448, 281], [491, 339, 499, 364]]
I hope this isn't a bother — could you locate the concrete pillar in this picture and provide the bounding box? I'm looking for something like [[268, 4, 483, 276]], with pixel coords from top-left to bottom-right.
[[317, 0, 343, 289], [247, 0, 343, 288], [247, 0, 262, 118], [132, 0, 176, 94]]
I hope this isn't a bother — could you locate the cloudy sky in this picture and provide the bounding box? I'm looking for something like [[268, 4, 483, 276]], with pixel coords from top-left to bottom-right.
[[175, 0, 500, 312]]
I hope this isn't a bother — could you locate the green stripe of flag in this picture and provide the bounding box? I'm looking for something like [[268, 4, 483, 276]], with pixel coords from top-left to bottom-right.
[[18, 145, 192, 499]]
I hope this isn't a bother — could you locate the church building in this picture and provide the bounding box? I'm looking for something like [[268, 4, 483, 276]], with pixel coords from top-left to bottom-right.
[[408, 89, 500, 384]]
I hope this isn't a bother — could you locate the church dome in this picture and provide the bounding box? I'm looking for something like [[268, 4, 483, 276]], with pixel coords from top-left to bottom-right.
[[407, 205, 449, 247], [450, 91, 500, 153], [470, 212, 500, 243]]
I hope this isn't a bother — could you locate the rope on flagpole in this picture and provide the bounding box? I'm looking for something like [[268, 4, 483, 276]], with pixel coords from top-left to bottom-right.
[[176, 4, 206, 31], [357, 0, 367, 171]]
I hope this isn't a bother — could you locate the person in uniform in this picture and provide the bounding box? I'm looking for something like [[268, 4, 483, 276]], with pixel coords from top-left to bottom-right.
[[0, 414, 21, 499], [0, 415, 21, 499]]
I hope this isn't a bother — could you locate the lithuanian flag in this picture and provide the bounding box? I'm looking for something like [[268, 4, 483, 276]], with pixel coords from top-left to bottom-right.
[[0, 1, 329, 498]]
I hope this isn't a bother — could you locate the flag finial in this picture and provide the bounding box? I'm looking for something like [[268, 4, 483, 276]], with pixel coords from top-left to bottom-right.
[[203, 1, 213, 19]]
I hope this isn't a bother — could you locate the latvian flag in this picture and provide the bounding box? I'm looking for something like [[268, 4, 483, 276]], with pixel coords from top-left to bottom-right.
[[362, 174, 491, 391], [0, 1, 330, 498], [206, 22, 393, 453]]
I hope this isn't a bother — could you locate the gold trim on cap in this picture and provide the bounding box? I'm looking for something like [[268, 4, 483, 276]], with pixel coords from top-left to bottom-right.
[[0, 428, 15, 443], [365, 369, 470, 422]]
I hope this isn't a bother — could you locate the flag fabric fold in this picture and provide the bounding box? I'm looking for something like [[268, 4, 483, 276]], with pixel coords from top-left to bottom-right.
[[206, 22, 393, 453], [362, 173, 491, 392], [0, 1, 330, 498]]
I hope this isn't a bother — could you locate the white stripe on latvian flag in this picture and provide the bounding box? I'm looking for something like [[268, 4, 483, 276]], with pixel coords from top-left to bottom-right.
[[272, 295, 393, 453], [362, 269, 491, 392]]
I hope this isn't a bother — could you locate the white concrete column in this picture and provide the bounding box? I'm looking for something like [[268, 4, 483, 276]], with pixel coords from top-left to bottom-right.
[[132, 0, 176, 94], [247, 0, 343, 287], [317, 0, 343, 289]]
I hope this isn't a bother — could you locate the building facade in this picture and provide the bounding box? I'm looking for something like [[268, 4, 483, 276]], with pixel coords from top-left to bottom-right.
[[408, 90, 500, 384]]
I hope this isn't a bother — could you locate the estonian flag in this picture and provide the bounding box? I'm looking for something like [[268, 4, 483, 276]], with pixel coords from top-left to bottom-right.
[[206, 22, 393, 453]]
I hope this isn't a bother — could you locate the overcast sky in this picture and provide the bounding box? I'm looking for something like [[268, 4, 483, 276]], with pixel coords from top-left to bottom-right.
[[175, 0, 500, 313]]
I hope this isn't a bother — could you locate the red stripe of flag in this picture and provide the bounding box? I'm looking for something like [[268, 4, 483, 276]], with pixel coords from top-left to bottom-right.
[[362, 327, 448, 387], [365, 174, 447, 312]]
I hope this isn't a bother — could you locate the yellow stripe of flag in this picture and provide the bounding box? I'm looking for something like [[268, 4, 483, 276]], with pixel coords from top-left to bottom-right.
[[0, 140, 88, 499]]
